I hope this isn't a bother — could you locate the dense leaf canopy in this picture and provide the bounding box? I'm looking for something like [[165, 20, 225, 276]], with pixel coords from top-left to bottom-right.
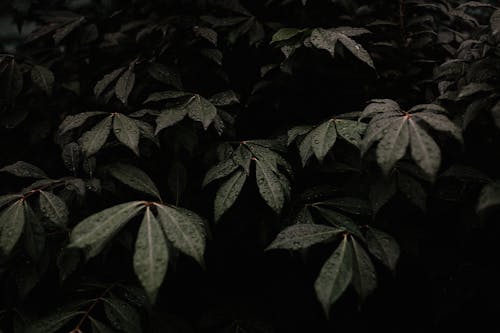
[[1, 0, 500, 332]]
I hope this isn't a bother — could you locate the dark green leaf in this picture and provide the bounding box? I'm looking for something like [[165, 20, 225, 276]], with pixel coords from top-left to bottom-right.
[[133, 207, 169, 303], [115, 67, 135, 105], [365, 226, 400, 271], [0, 200, 26, 257], [39, 190, 69, 226], [31, 65, 54, 95], [0, 161, 47, 179], [79, 116, 113, 156], [69, 201, 145, 259], [113, 113, 140, 155], [255, 159, 285, 213], [107, 163, 161, 200], [214, 169, 247, 221], [103, 297, 141, 333], [58, 111, 108, 134], [155, 203, 206, 266], [266, 224, 341, 250], [350, 237, 376, 301], [314, 236, 353, 317]]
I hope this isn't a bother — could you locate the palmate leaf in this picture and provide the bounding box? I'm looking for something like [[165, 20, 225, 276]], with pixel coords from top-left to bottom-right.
[[266, 224, 341, 250], [69, 201, 145, 259], [133, 207, 169, 303], [314, 236, 353, 317], [155, 203, 206, 266], [107, 163, 161, 200], [291, 117, 364, 165], [0, 199, 26, 257], [362, 101, 461, 178], [214, 169, 247, 221], [312, 206, 364, 239]]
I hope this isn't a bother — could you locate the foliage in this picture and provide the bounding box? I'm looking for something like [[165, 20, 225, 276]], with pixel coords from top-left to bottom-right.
[[1, 0, 499, 332]]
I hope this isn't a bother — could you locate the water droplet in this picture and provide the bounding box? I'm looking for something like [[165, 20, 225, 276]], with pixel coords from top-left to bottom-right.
[[114, 129, 121, 133], [314, 139, 320, 144]]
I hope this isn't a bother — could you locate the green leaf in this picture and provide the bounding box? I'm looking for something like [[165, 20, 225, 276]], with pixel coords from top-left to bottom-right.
[[310, 28, 375, 69], [313, 206, 363, 239], [25, 310, 83, 333], [107, 163, 161, 200], [133, 207, 169, 303], [113, 113, 140, 155], [266, 224, 341, 250], [408, 119, 441, 178], [39, 190, 69, 226], [69, 201, 145, 259], [0, 200, 26, 257], [155, 105, 189, 134], [287, 125, 312, 146], [270, 28, 303, 44], [115, 67, 135, 105], [31, 65, 54, 95], [144, 91, 191, 103], [94, 67, 125, 97], [413, 112, 463, 143], [186, 94, 218, 130], [202, 158, 239, 187], [255, 159, 285, 213], [0, 194, 22, 209], [214, 169, 247, 221], [58, 111, 108, 134], [79, 116, 113, 156], [335, 119, 363, 147], [477, 181, 500, 214], [0, 161, 48, 179], [232, 145, 253, 174], [155, 203, 206, 266], [361, 116, 398, 154], [376, 116, 409, 174], [311, 119, 337, 162], [294, 206, 314, 224], [319, 197, 371, 215], [209, 90, 239, 106], [148, 63, 182, 89], [336, 33, 375, 69], [314, 236, 353, 317], [365, 226, 400, 271], [103, 297, 141, 333], [350, 237, 376, 301], [359, 99, 401, 121], [298, 131, 314, 166]]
